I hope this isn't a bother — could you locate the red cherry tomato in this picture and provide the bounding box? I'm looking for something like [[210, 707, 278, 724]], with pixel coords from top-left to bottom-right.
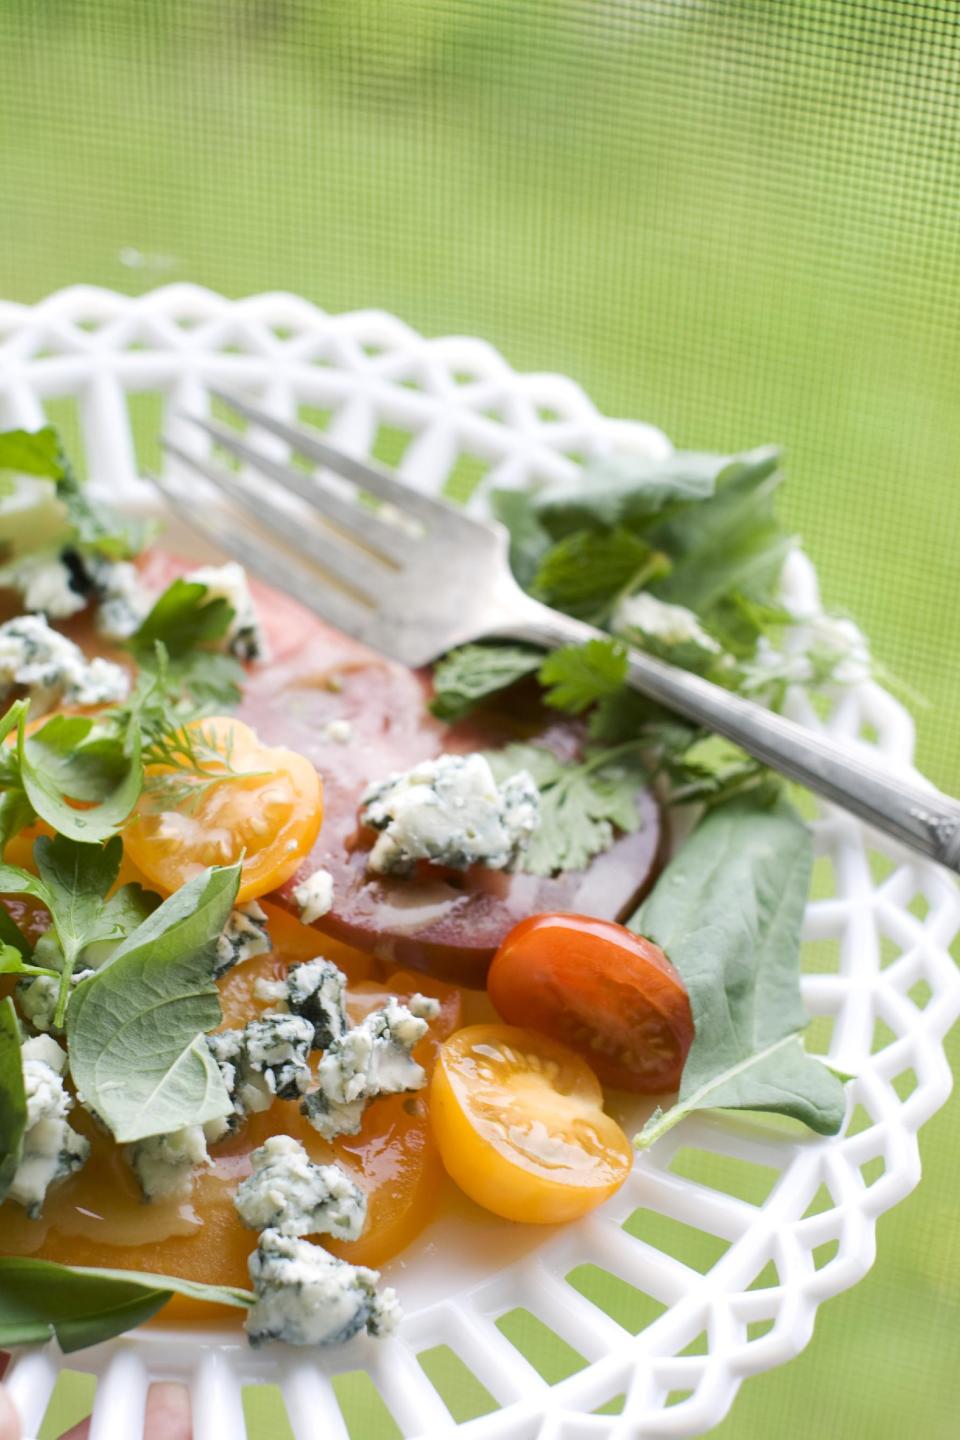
[[487, 913, 694, 1094]]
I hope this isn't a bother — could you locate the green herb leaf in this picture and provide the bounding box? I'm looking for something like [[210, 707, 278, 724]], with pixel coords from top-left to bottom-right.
[[632, 794, 845, 1146], [0, 947, 58, 979], [67, 864, 240, 1142], [486, 739, 649, 876], [19, 709, 143, 843], [531, 529, 669, 623], [0, 998, 26, 1203], [0, 900, 32, 959], [0, 1257, 251, 1353], [538, 639, 627, 714], [490, 488, 553, 589], [430, 643, 543, 722], [0, 428, 66, 482], [132, 578, 235, 660], [532, 450, 729, 538]]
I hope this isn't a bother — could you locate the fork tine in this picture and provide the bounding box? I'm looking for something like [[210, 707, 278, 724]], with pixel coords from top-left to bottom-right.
[[208, 389, 464, 529], [181, 414, 409, 568], [148, 468, 383, 645], [160, 438, 382, 605]]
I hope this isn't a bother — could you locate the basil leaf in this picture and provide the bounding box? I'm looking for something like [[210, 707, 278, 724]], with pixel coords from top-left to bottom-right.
[[633, 794, 845, 1146], [34, 833, 125, 961], [19, 709, 143, 842], [0, 1257, 251, 1354], [67, 864, 240, 1142], [0, 427, 66, 482], [0, 790, 36, 854], [430, 643, 543, 722], [0, 998, 25, 1202], [0, 947, 58, 979]]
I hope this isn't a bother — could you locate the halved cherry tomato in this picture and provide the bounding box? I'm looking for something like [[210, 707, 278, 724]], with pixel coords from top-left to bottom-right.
[[123, 716, 322, 902], [431, 1023, 632, 1224], [487, 914, 693, 1094]]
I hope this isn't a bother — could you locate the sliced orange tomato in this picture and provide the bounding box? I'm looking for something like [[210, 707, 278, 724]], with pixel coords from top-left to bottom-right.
[[488, 914, 694, 1094], [123, 716, 322, 902], [431, 1023, 632, 1224]]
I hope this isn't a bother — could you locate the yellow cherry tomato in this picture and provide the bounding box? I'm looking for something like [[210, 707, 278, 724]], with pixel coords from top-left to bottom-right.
[[123, 716, 322, 902], [430, 1023, 632, 1224]]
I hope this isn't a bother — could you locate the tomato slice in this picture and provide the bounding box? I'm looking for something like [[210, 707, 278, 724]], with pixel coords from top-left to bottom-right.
[[431, 1023, 632, 1224], [487, 913, 693, 1094], [123, 716, 323, 902]]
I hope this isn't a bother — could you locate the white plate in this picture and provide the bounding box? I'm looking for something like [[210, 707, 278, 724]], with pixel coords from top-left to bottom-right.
[[1, 285, 958, 1440]]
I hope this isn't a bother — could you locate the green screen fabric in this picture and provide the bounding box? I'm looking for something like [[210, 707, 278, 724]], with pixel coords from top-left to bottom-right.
[[2, 4, 959, 1438]]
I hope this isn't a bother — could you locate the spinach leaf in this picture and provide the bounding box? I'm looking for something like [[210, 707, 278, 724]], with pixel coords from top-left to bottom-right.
[[67, 864, 239, 1142], [633, 794, 845, 1146], [0, 1257, 251, 1353], [486, 739, 649, 876], [430, 643, 543, 722], [0, 998, 25, 1203]]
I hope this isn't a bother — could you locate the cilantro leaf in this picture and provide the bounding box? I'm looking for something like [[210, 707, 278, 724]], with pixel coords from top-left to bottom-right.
[[67, 864, 239, 1142], [0, 998, 26, 1203], [430, 643, 543, 722], [486, 739, 649, 876], [531, 529, 669, 623], [538, 639, 627, 714]]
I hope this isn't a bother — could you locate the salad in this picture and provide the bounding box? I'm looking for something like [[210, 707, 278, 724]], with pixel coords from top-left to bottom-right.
[[0, 425, 865, 1353]]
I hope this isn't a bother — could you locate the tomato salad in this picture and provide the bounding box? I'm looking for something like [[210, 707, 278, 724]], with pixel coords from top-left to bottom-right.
[[0, 427, 850, 1353]]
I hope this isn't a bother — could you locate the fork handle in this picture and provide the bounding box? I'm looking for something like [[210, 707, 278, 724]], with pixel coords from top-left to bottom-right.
[[508, 605, 960, 874]]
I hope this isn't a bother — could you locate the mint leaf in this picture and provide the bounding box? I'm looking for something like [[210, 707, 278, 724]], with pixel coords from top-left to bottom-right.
[[430, 643, 543, 722], [539, 639, 627, 714], [486, 739, 649, 876], [633, 794, 845, 1145], [67, 864, 240, 1142], [0, 998, 26, 1203], [531, 529, 669, 623], [0, 1257, 251, 1353]]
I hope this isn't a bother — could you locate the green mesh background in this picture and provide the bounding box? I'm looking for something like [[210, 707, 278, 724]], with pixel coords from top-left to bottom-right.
[[2, 3, 959, 1437]]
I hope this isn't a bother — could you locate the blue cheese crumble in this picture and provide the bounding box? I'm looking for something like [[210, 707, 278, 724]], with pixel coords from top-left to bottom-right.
[[291, 868, 334, 923], [613, 592, 721, 662], [0, 614, 129, 713], [234, 1135, 366, 1240], [360, 752, 540, 876], [126, 1125, 211, 1201], [3, 553, 85, 620], [204, 1015, 315, 1140], [214, 901, 271, 978], [15, 969, 93, 1035], [84, 555, 151, 641], [255, 957, 348, 1051], [246, 1228, 400, 1347], [187, 561, 266, 662], [302, 993, 440, 1141], [8, 1035, 90, 1217]]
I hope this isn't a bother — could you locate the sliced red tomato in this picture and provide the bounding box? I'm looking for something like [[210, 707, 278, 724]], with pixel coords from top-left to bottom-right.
[[487, 913, 693, 1094]]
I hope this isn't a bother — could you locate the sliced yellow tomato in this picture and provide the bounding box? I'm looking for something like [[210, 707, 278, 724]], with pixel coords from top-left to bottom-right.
[[431, 1023, 632, 1224], [123, 716, 322, 902]]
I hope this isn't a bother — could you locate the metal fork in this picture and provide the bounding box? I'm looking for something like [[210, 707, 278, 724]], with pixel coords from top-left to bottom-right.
[[156, 392, 960, 874]]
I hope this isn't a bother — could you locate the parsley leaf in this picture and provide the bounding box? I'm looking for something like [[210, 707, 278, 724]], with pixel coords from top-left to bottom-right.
[[67, 864, 239, 1142], [486, 739, 649, 876], [429, 643, 543, 721], [132, 578, 234, 659], [539, 639, 628, 714], [531, 529, 670, 623]]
